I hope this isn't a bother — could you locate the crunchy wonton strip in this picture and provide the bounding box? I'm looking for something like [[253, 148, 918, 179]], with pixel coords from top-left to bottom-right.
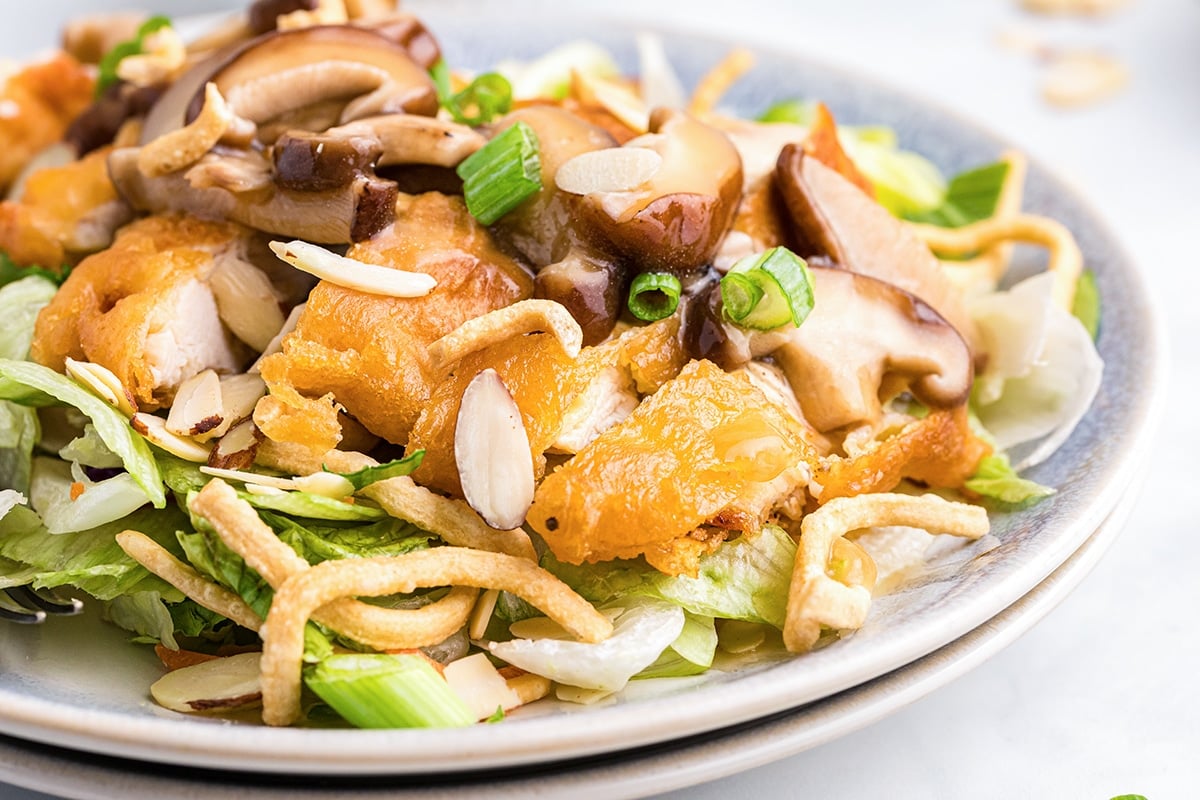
[[116, 530, 262, 632], [190, 479, 478, 650], [137, 83, 234, 177], [505, 670, 552, 706], [785, 493, 989, 653], [260, 548, 613, 725], [427, 299, 583, 372], [688, 48, 755, 116], [911, 212, 1082, 311], [255, 441, 537, 560]]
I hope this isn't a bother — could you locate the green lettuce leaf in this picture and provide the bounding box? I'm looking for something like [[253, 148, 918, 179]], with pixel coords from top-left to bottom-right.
[[0, 255, 68, 290], [95, 15, 172, 97], [59, 424, 124, 468], [545, 525, 796, 629], [965, 453, 1056, 507], [177, 522, 274, 619], [241, 488, 385, 521], [105, 590, 179, 648], [0, 359, 165, 507], [0, 502, 186, 600], [905, 161, 1009, 228], [0, 276, 57, 492], [1072, 269, 1101, 341], [329, 451, 424, 491], [635, 612, 717, 679], [259, 511, 430, 564]]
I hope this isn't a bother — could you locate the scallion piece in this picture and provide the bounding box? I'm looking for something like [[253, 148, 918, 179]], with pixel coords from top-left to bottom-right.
[[429, 58, 452, 104], [325, 450, 425, 491], [758, 99, 814, 125], [446, 73, 513, 126], [456, 121, 541, 226], [719, 246, 814, 331], [306, 653, 474, 729], [1071, 269, 1100, 341], [627, 272, 682, 321], [95, 15, 172, 98]]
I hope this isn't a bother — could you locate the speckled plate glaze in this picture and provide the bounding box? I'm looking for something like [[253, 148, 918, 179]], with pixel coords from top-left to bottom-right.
[[0, 2, 1165, 779]]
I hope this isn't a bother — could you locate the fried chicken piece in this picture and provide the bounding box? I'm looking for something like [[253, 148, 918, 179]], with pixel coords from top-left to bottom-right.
[[528, 360, 818, 577], [31, 215, 250, 410], [257, 192, 533, 452], [0, 54, 95, 193], [0, 147, 130, 269]]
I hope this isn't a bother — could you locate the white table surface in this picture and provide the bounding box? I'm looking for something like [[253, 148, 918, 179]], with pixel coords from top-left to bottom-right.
[[2, 1, 1197, 798]]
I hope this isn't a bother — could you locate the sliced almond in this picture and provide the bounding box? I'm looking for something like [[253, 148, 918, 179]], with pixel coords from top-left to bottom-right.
[[250, 304, 305, 373], [210, 256, 287, 352], [454, 369, 535, 531], [292, 471, 355, 498], [442, 652, 521, 721], [716, 619, 768, 654], [269, 240, 436, 298], [571, 70, 650, 134], [199, 373, 267, 441], [150, 651, 262, 714], [1042, 50, 1128, 108], [133, 413, 213, 462], [199, 465, 297, 492], [555, 146, 662, 196], [166, 370, 224, 437], [468, 588, 500, 641], [64, 358, 136, 418], [207, 417, 263, 471]]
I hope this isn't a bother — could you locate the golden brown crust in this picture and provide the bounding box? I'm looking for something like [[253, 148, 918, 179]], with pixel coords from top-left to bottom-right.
[[0, 54, 95, 193]]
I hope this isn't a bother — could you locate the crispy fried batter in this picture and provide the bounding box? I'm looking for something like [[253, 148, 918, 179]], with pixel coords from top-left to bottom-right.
[[0, 54, 94, 193], [31, 214, 248, 410], [528, 360, 817, 576], [815, 406, 991, 503], [257, 193, 533, 449], [0, 147, 129, 268], [801, 102, 876, 199]]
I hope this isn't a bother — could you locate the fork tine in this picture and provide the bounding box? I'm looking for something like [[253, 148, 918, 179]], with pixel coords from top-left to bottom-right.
[[5, 586, 83, 616], [0, 591, 47, 624]]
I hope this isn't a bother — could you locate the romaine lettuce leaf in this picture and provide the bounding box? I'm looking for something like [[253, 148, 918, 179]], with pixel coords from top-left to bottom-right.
[[635, 612, 717, 679], [544, 525, 795, 629], [0, 359, 165, 507], [965, 452, 1056, 507], [329, 451, 424, 491], [0, 502, 185, 600], [105, 590, 180, 648], [259, 511, 430, 564], [59, 424, 124, 468], [905, 161, 1009, 228], [241, 488, 386, 521], [0, 276, 57, 492], [30, 456, 152, 534]]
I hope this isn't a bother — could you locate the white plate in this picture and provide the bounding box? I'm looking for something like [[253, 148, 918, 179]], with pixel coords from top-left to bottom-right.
[[0, 1, 1166, 779], [0, 480, 1141, 800]]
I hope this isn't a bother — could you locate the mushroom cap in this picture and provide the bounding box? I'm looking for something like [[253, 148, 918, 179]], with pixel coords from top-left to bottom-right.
[[773, 266, 973, 432], [576, 108, 743, 276], [775, 144, 976, 345]]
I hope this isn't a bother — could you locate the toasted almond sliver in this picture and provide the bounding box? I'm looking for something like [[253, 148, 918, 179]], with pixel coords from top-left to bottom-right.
[[468, 588, 501, 641], [555, 146, 662, 195], [250, 304, 305, 374], [1041, 50, 1128, 109], [64, 358, 136, 417], [292, 471, 355, 499], [505, 671, 553, 706], [571, 70, 651, 134], [150, 651, 263, 714], [166, 370, 224, 437], [207, 417, 262, 471], [132, 413, 213, 462], [210, 257, 286, 352], [269, 240, 436, 298], [454, 369, 536, 531], [199, 373, 267, 441], [442, 652, 522, 721], [429, 299, 583, 372]]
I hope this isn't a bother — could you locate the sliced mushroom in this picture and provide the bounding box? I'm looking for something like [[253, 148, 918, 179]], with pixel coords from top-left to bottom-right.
[[109, 147, 396, 243], [187, 26, 437, 137], [533, 247, 625, 346], [248, 0, 320, 35], [775, 145, 976, 344], [66, 81, 164, 156], [273, 114, 485, 191], [574, 108, 743, 276], [360, 12, 441, 69], [772, 267, 973, 432]]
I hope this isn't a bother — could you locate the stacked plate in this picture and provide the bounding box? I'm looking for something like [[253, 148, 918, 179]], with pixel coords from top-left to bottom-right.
[[0, 8, 1164, 799]]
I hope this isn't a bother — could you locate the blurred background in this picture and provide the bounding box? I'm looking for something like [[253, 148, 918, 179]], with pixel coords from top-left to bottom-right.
[[2, 1, 1196, 797]]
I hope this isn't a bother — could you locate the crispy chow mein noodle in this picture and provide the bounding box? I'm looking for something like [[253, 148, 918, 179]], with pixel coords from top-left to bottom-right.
[[784, 493, 990, 652], [427, 299, 584, 372], [688, 48, 756, 116], [260, 549, 613, 725]]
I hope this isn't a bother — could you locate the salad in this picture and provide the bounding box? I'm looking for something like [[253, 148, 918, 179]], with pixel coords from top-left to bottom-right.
[[0, 0, 1103, 728]]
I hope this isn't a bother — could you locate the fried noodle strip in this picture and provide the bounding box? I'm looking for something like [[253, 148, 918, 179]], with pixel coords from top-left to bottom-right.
[[190, 480, 479, 651], [427, 299, 583, 372], [910, 211, 1082, 311], [260, 548, 613, 725], [784, 493, 989, 653], [137, 83, 235, 177], [688, 48, 755, 116], [116, 530, 263, 632]]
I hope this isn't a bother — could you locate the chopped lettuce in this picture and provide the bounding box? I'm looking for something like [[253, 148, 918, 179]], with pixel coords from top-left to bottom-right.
[[0, 256, 67, 290], [59, 424, 124, 468], [545, 525, 796, 629], [105, 590, 180, 648], [0, 359, 165, 507], [838, 132, 946, 218], [240, 488, 386, 521], [1072, 269, 1101, 340], [177, 522, 274, 619], [636, 612, 717, 679], [260, 511, 430, 564], [496, 40, 619, 101], [905, 161, 1009, 228], [328, 451, 424, 491], [0, 277, 57, 492], [966, 452, 1056, 507], [0, 502, 185, 600], [30, 457, 152, 534], [489, 601, 684, 691]]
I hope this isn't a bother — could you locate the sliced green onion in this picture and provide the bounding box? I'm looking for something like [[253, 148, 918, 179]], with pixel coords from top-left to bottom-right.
[[326, 450, 425, 491], [429, 58, 452, 104], [445, 73, 513, 126], [95, 15, 173, 97], [1071, 269, 1100, 341], [306, 653, 475, 729], [627, 272, 682, 321], [456, 121, 541, 226], [720, 247, 814, 331], [758, 99, 814, 125]]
